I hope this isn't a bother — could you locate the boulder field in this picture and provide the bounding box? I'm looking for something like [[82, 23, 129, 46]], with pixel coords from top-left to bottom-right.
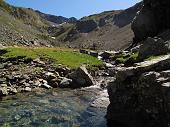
[[0, 57, 96, 96]]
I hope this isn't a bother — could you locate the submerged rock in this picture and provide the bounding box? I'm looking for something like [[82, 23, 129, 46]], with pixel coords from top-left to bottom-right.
[[91, 90, 110, 108], [0, 87, 17, 96]]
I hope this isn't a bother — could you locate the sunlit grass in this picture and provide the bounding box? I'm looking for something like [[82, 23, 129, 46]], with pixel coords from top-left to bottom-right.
[[1, 47, 103, 68]]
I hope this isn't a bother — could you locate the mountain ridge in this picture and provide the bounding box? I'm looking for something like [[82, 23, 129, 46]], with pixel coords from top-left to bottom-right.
[[0, 0, 142, 50]]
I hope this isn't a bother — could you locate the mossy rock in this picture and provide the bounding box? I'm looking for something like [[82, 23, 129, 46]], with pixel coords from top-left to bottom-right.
[[115, 53, 139, 66]]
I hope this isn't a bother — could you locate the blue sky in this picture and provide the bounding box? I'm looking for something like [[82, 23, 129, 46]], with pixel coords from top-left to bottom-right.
[[6, 0, 140, 19]]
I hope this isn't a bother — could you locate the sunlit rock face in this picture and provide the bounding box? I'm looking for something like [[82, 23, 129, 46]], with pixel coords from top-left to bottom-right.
[[132, 0, 170, 42]]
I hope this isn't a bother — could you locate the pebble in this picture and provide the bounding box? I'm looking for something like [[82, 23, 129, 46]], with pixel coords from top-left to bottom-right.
[[24, 87, 32, 92]]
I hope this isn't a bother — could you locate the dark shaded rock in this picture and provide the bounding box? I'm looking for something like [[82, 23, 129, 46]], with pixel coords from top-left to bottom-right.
[[0, 78, 6, 84], [108, 68, 116, 76], [132, 0, 170, 42], [59, 78, 72, 88], [68, 65, 95, 88], [138, 37, 170, 60], [98, 18, 106, 27], [37, 10, 77, 24], [89, 51, 98, 57], [132, 6, 157, 42], [131, 45, 141, 53], [100, 51, 115, 59], [44, 72, 57, 80], [79, 49, 89, 54], [106, 55, 170, 127], [158, 30, 170, 42], [76, 20, 98, 33], [55, 66, 71, 76], [114, 2, 143, 28], [48, 79, 59, 88], [43, 72, 60, 87]]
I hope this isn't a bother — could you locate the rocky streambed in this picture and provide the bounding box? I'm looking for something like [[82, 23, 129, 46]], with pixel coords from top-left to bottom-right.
[[0, 52, 114, 127], [0, 88, 108, 127]]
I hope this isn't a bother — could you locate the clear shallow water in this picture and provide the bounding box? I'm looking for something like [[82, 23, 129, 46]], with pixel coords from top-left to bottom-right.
[[0, 88, 107, 127]]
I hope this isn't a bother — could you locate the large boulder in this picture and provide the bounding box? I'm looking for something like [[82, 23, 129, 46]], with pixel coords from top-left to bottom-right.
[[106, 55, 170, 127], [68, 65, 95, 88], [138, 37, 170, 60], [59, 78, 73, 88], [132, 0, 170, 43], [131, 6, 157, 42]]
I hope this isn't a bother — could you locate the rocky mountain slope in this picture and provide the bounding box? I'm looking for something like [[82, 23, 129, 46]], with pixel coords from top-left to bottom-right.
[[0, 0, 76, 47], [55, 2, 142, 50], [0, 0, 142, 50]]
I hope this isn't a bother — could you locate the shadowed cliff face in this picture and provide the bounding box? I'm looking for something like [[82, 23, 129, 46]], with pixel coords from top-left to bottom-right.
[[132, 0, 170, 42], [113, 2, 142, 28], [106, 0, 170, 127]]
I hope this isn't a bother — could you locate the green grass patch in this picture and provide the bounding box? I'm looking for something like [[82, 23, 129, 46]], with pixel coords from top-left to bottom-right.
[[115, 52, 139, 65], [1, 47, 103, 68], [145, 55, 165, 61], [1, 123, 11, 127], [1, 47, 37, 59]]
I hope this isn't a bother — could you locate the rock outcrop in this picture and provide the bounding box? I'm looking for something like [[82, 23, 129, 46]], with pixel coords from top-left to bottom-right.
[[68, 65, 95, 88], [132, 0, 170, 43], [138, 37, 170, 60], [107, 1, 170, 126], [107, 55, 170, 127], [76, 20, 98, 33]]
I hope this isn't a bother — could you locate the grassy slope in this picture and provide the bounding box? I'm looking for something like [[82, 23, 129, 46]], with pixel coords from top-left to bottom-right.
[[0, 0, 49, 27], [0, 0, 55, 45], [1, 47, 103, 68]]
